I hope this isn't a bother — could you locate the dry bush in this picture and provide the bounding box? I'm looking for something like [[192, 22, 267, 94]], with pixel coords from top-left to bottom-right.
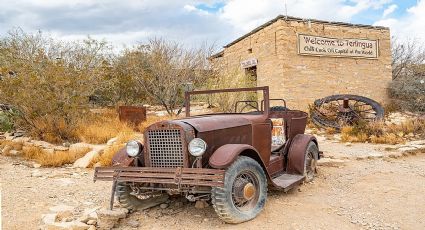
[[21, 146, 90, 167], [92, 115, 171, 166], [0, 29, 112, 143], [76, 111, 133, 144], [340, 118, 425, 144]]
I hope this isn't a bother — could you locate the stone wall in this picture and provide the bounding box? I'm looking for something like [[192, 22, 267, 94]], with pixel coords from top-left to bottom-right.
[[216, 18, 392, 110]]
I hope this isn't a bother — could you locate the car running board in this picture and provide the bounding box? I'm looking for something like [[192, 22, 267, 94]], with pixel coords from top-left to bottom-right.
[[272, 173, 305, 192]]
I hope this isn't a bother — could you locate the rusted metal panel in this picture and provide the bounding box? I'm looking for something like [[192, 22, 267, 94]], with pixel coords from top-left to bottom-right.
[[94, 167, 225, 188], [209, 144, 258, 169], [111, 147, 135, 166], [143, 121, 194, 168], [286, 134, 317, 175], [251, 123, 272, 166], [180, 115, 251, 132], [118, 106, 147, 126]]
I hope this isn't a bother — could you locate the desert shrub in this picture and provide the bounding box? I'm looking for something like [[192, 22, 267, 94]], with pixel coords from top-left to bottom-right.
[[76, 111, 134, 144], [0, 29, 112, 143], [22, 146, 90, 167], [389, 73, 425, 112], [340, 118, 425, 144], [0, 111, 14, 131], [201, 67, 257, 113], [123, 39, 214, 116], [390, 38, 425, 112]]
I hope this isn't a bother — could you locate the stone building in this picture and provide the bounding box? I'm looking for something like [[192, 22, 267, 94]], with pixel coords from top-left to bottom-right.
[[210, 15, 392, 110]]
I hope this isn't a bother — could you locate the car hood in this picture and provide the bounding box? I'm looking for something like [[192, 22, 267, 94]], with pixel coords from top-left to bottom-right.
[[178, 114, 264, 132]]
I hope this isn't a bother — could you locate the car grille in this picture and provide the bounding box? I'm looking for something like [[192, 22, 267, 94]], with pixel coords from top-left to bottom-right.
[[147, 129, 184, 167]]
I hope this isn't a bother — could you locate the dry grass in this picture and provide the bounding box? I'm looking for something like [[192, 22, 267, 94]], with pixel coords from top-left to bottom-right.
[[76, 110, 134, 144], [21, 146, 91, 167], [340, 118, 425, 144], [91, 115, 172, 167]]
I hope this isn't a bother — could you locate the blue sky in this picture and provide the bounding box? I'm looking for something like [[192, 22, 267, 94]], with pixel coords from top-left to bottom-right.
[[0, 0, 424, 49]]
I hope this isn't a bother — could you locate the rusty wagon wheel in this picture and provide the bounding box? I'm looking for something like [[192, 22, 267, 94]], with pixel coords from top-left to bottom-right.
[[311, 94, 384, 130], [211, 156, 267, 223]]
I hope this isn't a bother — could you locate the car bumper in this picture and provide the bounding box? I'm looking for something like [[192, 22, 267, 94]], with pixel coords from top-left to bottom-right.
[[94, 166, 225, 188]]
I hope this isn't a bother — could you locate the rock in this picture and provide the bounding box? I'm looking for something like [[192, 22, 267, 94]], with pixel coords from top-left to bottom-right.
[[127, 220, 140, 228], [69, 143, 93, 153], [54, 146, 69, 151], [32, 140, 54, 149], [73, 150, 102, 168], [87, 226, 96, 230], [96, 208, 128, 230], [62, 142, 71, 147], [33, 163, 42, 168], [82, 207, 100, 220], [31, 170, 43, 177], [42, 213, 58, 225], [9, 150, 21, 156], [42, 148, 55, 155], [12, 136, 31, 144], [2, 145, 12, 155], [44, 221, 90, 230], [106, 137, 118, 146], [49, 204, 75, 214], [317, 158, 347, 167], [194, 200, 209, 209], [159, 203, 169, 209], [86, 220, 97, 225], [56, 210, 73, 221]]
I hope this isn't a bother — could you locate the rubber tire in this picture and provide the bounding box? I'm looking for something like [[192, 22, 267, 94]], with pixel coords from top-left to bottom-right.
[[304, 142, 319, 183], [270, 106, 289, 112], [211, 156, 267, 224], [116, 182, 146, 211]]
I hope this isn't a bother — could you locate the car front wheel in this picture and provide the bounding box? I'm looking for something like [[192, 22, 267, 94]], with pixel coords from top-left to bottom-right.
[[211, 156, 267, 223]]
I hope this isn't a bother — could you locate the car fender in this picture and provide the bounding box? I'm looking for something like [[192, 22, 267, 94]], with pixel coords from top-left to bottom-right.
[[286, 134, 318, 175], [209, 144, 265, 169], [111, 147, 134, 166]]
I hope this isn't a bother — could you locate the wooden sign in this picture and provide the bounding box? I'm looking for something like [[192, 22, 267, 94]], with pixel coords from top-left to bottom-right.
[[298, 34, 379, 59], [241, 58, 257, 68]]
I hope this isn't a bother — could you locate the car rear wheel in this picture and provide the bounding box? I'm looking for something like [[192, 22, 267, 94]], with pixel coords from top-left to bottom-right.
[[211, 156, 267, 223], [304, 142, 319, 182]]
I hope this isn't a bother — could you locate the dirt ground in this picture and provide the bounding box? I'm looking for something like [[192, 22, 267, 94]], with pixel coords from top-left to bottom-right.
[[1, 142, 425, 230]]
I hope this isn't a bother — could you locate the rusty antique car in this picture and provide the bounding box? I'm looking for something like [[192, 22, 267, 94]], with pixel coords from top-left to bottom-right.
[[94, 86, 320, 223]]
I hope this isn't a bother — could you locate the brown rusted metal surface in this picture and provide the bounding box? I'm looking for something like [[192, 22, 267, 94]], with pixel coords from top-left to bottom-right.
[[311, 94, 384, 130], [118, 106, 147, 126], [94, 167, 225, 188], [111, 147, 135, 166], [286, 134, 317, 175], [209, 144, 259, 169], [180, 115, 252, 132], [143, 121, 194, 168]]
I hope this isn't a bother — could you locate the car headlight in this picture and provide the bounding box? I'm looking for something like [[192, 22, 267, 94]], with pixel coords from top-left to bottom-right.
[[126, 140, 142, 157], [188, 138, 207, 157]]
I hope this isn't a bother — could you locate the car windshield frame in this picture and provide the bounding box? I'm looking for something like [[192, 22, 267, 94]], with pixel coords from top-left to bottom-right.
[[184, 86, 270, 117]]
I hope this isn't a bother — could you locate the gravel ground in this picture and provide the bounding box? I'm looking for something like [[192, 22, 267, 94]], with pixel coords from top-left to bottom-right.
[[1, 144, 425, 230]]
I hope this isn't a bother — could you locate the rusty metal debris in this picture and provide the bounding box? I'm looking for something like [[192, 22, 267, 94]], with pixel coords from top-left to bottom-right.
[[311, 94, 384, 130], [118, 106, 146, 126]]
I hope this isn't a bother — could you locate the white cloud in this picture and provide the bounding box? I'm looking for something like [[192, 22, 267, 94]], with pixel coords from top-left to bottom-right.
[[218, 0, 394, 36], [382, 4, 397, 18], [374, 0, 425, 44]]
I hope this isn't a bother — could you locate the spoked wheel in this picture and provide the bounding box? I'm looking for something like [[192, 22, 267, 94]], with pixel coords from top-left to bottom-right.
[[212, 156, 267, 223], [311, 94, 384, 130], [304, 141, 319, 182]]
